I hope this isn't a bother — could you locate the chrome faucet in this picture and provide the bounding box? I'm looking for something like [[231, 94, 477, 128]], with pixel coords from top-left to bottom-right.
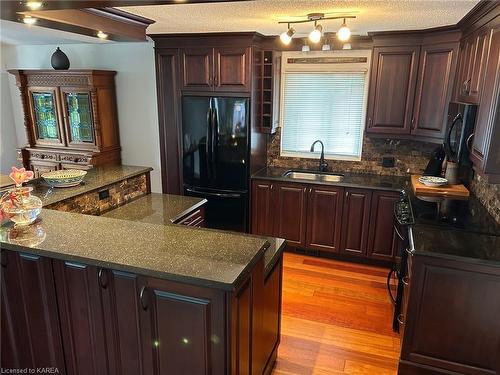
[[310, 140, 328, 172]]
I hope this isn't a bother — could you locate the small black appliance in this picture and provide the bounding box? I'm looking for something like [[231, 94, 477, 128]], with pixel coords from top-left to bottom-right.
[[423, 145, 445, 176], [444, 102, 477, 166]]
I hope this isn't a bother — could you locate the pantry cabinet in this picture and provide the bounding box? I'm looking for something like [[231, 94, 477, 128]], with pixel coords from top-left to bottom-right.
[[9, 70, 121, 177], [251, 179, 399, 261]]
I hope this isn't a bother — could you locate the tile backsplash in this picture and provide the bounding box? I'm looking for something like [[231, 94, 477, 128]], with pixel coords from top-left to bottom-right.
[[267, 128, 437, 176], [470, 173, 500, 225]]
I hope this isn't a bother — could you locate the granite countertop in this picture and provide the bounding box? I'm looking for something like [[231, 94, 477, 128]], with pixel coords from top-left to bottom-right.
[[252, 167, 409, 192], [411, 224, 500, 266], [102, 193, 207, 224], [0, 174, 15, 191], [0, 209, 270, 290], [101, 193, 286, 275], [27, 165, 152, 207]]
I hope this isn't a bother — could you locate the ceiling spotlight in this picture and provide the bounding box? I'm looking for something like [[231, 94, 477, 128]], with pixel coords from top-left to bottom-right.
[[97, 31, 108, 39], [25, 1, 43, 10], [337, 18, 351, 42], [22, 16, 37, 25], [309, 23, 323, 44], [280, 25, 295, 45]]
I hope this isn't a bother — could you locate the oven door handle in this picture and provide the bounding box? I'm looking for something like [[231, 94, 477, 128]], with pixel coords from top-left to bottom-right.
[[393, 223, 405, 241], [387, 267, 397, 305]]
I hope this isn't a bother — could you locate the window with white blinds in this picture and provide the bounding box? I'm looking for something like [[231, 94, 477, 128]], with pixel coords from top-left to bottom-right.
[[281, 71, 368, 160]]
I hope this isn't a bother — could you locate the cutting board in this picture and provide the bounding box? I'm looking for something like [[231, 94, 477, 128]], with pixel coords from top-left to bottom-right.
[[411, 175, 470, 198]]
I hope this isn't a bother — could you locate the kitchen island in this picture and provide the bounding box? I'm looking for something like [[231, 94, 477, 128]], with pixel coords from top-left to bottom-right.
[[1, 169, 286, 375]]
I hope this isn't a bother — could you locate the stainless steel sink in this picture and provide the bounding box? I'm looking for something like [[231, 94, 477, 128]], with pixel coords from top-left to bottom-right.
[[283, 171, 344, 183]]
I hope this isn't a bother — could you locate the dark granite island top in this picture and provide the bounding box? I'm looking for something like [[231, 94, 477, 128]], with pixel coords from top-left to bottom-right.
[[102, 193, 207, 224], [252, 167, 409, 192], [102, 193, 286, 275], [0, 209, 270, 291], [27, 165, 152, 207]]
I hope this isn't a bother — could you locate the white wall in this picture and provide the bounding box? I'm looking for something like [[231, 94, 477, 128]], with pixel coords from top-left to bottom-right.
[[0, 49, 20, 174], [1, 41, 162, 192]]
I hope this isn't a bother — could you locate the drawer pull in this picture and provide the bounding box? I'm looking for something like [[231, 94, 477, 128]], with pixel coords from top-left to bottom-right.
[[397, 314, 405, 325], [140, 286, 148, 311], [402, 276, 409, 286], [98, 268, 108, 289]]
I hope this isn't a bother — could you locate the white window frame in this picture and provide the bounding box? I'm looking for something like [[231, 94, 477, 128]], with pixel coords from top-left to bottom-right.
[[279, 49, 372, 161]]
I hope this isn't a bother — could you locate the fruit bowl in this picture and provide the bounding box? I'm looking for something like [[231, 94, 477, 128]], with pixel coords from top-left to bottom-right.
[[41, 169, 87, 188]]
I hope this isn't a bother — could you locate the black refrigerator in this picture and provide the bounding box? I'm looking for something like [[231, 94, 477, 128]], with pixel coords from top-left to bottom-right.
[[182, 96, 250, 232]]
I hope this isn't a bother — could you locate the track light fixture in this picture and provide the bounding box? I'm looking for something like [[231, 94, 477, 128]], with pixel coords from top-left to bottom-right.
[[337, 18, 351, 42], [278, 13, 355, 47], [280, 24, 295, 45], [309, 23, 322, 44]]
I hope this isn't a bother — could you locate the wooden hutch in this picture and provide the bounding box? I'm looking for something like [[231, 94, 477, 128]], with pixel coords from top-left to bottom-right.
[[9, 70, 121, 177]]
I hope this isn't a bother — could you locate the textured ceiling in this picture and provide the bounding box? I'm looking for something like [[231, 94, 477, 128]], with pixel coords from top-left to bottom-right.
[[120, 0, 480, 36]]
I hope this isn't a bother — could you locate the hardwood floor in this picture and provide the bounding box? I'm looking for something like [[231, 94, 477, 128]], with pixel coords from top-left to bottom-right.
[[273, 252, 400, 375]]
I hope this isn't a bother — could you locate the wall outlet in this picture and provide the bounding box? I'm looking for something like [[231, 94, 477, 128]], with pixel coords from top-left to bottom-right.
[[98, 189, 110, 200], [382, 156, 395, 168]]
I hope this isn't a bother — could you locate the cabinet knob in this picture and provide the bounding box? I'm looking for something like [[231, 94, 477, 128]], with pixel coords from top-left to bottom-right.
[[402, 276, 409, 286], [411, 117, 415, 130], [139, 286, 149, 311], [214, 75, 218, 86], [368, 118, 373, 127]]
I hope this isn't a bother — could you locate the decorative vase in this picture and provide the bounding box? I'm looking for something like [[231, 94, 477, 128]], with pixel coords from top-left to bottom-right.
[[51, 47, 70, 70], [444, 161, 459, 185], [1, 186, 42, 226]]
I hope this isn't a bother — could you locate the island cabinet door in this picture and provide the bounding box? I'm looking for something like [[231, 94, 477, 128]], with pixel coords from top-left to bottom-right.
[[367, 191, 400, 260], [52, 260, 109, 375], [305, 185, 344, 252], [340, 189, 372, 256], [137, 277, 226, 375], [273, 183, 308, 247], [0, 250, 65, 371]]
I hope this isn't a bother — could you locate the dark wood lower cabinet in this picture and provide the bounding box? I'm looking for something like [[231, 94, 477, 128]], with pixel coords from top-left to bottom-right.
[[399, 253, 500, 375], [305, 186, 343, 252], [367, 191, 400, 260], [0, 251, 65, 371], [251, 179, 399, 262], [52, 260, 109, 375], [340, 189, 372, 256], [1, 250, 282, 375], [274, 183, 307, 247]]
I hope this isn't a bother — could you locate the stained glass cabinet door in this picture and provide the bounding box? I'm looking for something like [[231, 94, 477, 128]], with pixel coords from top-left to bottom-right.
[[61, 89, 97, 148], [28, 87, 65, 146]]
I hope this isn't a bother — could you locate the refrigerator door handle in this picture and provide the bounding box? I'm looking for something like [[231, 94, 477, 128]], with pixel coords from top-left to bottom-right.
[[211, 102, 218, 179], [185, 188, 242, 199], [206, 104, 212, 179]]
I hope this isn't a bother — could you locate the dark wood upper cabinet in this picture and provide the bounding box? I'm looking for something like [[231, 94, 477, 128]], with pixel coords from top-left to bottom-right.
[[455, 28, 490, 104], [181, 47, 214, 91], [251, 180, 275, 237], [52, 260, 109, 375], [340, 189, 372, 257], [366, 46, 420, 135], [214, 47, 251, 92], [305, 185, 344, 253], [412, 42, 458, 139], [400, 254, 500, 374], [274, 183, 308, 247], [367, 191, 400, 261], [0, 251, 65, 370], [470, 25, 500, 180], [181, 46, 251, 93]]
